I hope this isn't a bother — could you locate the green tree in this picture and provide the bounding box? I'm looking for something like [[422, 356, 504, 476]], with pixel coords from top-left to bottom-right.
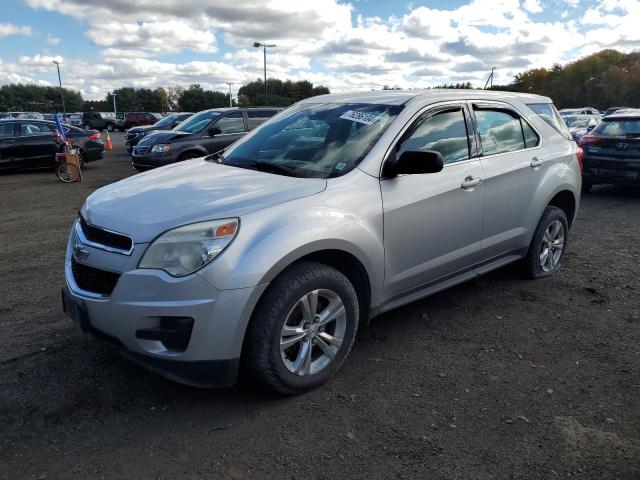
[[238, 78, 330, 106]]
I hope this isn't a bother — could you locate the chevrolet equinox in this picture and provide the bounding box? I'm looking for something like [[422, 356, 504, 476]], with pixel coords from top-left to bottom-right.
[[63, 90, 581, 393]]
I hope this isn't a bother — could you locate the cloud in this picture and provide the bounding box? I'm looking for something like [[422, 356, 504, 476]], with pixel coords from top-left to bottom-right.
[[523, 0, 543, 14], [46, 35, 61, 45], [0, 23, 32, 38]]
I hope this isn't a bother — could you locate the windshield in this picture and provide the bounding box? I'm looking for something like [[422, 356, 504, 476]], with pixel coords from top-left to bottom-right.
[[564, 117, 590, 129], [154, 114, 180, 128], [222, 102, 403, 178], [593, 119, 640, 138], [175, 110, 220, 133]]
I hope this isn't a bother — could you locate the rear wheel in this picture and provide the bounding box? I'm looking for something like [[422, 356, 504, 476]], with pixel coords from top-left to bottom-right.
[[245, 261, 359, 394], [56, 162, 80, 183], [523, 206, 568, 278]]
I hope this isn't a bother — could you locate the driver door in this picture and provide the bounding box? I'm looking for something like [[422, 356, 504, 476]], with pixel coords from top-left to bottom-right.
[[380, 103, 485, 298], [207, 111, 247, 153]]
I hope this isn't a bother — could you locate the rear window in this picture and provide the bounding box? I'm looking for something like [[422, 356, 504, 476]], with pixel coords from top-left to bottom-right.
[[527, 103, 572, 140], [593, 119, 640, 138]]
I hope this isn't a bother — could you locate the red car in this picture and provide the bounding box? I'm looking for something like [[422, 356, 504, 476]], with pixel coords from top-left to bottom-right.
[[124, 112, 162, 130]]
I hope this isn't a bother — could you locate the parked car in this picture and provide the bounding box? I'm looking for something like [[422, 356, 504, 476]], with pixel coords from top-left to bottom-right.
[[563, 115, 599, 142], [578, 110, 640, 191], [123, 112, 162, 130], [0, 119, 104, 170], [603, 107, 629, 116], [62, 90, 581, 393], [559, 107, 600, 117], [68, 113, 83, 127], [82, 111, 123, 132], [1, 111, 45, 120], [125, 112, 193, 153], [131, 107, 280, 170]]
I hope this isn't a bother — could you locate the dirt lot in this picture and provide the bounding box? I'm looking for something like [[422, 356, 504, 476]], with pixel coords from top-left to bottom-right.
[[1, 132, 639, 479]]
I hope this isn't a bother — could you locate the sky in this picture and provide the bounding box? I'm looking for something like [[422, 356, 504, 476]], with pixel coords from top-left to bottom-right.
[[0, 0, 638, 100]]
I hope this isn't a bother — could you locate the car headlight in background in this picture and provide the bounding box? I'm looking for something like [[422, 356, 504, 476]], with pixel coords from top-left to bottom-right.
[[139, 219, 239, 277], [151, 143, 171, 153]]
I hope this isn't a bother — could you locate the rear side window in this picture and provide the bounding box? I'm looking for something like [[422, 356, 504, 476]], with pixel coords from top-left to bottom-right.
[[398, 108, 470, 165], [474, 109, 525, 155], [0, 122, 16, 138], [593, 119, 640, 137], [19, 122, 52, 136], [527, 103, 572, 140], [522, 120, 540, 148], [247, 110, 277, 118]]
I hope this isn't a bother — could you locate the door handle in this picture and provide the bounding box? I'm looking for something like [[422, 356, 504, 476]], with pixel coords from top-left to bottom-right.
[[530, 157, 543, 168], [461, 176, 481, 190]]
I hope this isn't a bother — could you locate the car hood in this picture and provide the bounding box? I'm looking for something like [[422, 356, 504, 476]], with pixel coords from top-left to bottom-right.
[[81, 159, 327, 242], [129, 125, 172, 134], [138, 130, 193, 145]]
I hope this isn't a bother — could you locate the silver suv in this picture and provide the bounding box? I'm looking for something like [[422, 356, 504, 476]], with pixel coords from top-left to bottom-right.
[[63, 90, 581, 393]]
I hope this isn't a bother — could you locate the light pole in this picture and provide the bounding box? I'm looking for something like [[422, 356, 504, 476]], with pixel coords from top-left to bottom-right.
[[226, 82, 233, 107], [112, 92, 117, 116], [52, 60, 66, 118], [253, 42, 276, 106]]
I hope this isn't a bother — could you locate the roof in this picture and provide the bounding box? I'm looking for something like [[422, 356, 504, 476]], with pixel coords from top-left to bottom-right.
[[604, 109, 640, 119], [302, 89, 551, 106]]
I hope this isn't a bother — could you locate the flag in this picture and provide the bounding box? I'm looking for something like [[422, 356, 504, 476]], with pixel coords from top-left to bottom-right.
[[54, 114, 66, 143]]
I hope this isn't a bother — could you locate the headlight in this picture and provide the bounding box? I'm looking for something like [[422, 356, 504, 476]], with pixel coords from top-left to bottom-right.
[[139, 219, 239, 277], [151, 143, 171, 153]]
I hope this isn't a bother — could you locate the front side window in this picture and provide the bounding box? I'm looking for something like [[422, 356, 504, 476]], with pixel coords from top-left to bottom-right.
[[214, 112, 245, 134], [222, 102, 403, 178], [397, 108, 470, 165], [474, 109, 525, 155]]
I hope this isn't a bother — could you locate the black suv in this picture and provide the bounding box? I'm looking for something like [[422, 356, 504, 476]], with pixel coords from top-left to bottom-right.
[[125, 112, 193, 153], [579, 110, 640, 191], [81, 112, 123, 132], [131, 107, 280, 171]]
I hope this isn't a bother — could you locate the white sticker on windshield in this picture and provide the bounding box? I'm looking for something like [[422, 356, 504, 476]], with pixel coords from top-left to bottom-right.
[[340, 110, 380, 125]]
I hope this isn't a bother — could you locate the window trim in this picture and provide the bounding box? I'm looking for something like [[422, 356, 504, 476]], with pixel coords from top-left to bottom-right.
[[470, 101, 542, 159], [380, 101, 478, 178]]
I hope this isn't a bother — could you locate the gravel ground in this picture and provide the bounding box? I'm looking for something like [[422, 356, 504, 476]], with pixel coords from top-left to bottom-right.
[[1, 132, 639, 479]]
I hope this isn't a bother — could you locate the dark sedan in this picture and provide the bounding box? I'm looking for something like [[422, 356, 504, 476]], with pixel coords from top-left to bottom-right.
[[0, 119, 104, 170], [131, 107, 280, 171], [579, 110, 640, 191], [125, 112, 193, 153]]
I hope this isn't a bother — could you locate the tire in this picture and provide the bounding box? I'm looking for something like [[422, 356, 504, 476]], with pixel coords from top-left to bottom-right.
[[56, 162, 80, 183], [523, 206, 569, 279], [245, 261, 360, 394], [581, 181, 593, 193]]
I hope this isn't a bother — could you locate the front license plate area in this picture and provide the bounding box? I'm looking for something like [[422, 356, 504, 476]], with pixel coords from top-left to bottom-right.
[[62, 288, 90, 332]]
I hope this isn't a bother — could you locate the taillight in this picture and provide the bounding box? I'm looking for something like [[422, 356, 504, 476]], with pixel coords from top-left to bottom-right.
[[576, 147, 584, 172], [88, 132, 100, 140]]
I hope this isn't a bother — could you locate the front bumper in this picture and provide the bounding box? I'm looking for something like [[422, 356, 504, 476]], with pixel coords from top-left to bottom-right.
[[62, 221, 267, 387], [131, 150, 178, 169]]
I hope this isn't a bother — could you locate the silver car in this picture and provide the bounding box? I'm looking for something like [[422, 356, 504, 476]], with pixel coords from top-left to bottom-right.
[[63, 90, 581, 393]]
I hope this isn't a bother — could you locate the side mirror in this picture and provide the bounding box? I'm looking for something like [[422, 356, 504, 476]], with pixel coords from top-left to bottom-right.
[[208, 127, 221, 136], [387, 150, 444, 177]]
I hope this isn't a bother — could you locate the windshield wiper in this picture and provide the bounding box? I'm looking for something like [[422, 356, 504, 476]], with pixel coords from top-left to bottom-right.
[[253, 160, 299, 177]]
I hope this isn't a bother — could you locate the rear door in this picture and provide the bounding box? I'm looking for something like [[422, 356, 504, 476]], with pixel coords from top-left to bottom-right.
[[469, 101, 542, 265], [207, 111, 247, 153], [380, 102, 486, 297], [17, 121, 58, 167], [0, 122, 19, 168]]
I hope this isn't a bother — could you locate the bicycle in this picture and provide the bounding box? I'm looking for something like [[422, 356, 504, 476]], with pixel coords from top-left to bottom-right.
[[55, 149, 81, 183]]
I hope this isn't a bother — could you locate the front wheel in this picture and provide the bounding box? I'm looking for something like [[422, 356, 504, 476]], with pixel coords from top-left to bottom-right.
[[523, 206, 568, 278], [245, 261, 359, 394], [56, 162, 80, 183]]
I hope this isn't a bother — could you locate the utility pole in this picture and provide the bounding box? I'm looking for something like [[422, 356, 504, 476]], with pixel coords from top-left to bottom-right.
[[52, 60, 66, 118], [253, 42, 276, 106], [483, 67, 495, 90], [112, 92, 117, 116], [226, 82, 233, 107]]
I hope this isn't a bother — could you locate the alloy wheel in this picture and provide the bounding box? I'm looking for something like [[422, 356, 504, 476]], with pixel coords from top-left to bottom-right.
[[280, 289, 347, 376], [539, 220, 565, 272]]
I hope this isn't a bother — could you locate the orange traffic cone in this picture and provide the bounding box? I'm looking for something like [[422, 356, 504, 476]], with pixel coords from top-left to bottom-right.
[[104, 130, 113, 151]]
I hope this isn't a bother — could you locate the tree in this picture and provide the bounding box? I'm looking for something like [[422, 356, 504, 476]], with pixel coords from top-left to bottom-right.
[[177, 84, 229, 111], [238, 78, 330, 106]]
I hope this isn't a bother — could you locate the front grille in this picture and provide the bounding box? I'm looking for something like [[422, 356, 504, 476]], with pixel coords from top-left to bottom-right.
[[71, 258, 121, 295], [79, 216, 132, 252]]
